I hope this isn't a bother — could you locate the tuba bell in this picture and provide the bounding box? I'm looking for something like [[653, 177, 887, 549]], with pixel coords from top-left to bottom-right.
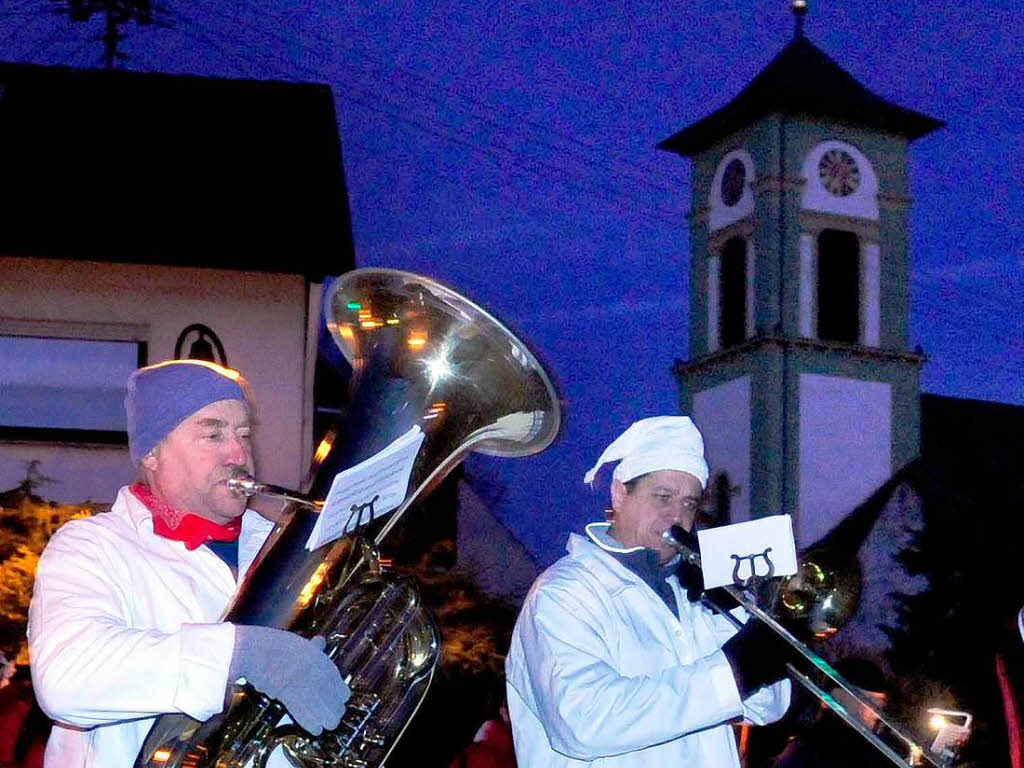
[[136, 268, 561, 768]]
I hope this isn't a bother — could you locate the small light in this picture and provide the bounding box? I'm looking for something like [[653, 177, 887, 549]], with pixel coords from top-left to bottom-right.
[[298, 562, 330, 608], [929, 714, 948, 731], [386, 317, 400, 325], [313, 435, 334, 465], [407, 330, 428, 349], [360, 320, 380, 330], [346, 301, 361, 310], [424, 402, 447, 421], [152, 749, 172, 763], [339, 326, 355, 341]]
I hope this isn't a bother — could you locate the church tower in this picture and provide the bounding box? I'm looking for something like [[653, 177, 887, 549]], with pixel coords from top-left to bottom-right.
[[659, 5, 943, 546]]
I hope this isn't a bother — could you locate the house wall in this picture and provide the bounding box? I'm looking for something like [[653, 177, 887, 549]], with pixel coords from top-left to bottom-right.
[[0, 256, 315, 503]]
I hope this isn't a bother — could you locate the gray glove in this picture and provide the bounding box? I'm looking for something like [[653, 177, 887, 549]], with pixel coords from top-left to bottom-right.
[[229, 625, 350, 735]]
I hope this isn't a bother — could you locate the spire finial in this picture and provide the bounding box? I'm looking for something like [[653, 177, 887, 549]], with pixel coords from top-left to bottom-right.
[[791, 0, 808, 39]]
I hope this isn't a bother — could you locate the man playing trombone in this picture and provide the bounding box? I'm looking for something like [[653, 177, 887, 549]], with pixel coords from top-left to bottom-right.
[[505, 416, 791, 767]]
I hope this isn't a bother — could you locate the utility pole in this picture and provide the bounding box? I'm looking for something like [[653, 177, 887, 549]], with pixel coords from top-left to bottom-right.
[[65, 0, 152, 69]]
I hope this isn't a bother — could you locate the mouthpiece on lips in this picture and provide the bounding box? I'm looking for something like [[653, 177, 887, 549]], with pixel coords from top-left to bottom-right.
[[663, 524, 701, 565], [225, 468, 323, 510], [226, 468, 259, 498]]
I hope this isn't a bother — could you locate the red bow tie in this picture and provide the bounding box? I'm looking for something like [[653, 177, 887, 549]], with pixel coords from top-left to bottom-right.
[[131, 483, 241, 551]]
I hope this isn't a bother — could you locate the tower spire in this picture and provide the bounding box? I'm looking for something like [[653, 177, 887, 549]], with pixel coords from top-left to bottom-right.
[[791, 0, 808, 39]]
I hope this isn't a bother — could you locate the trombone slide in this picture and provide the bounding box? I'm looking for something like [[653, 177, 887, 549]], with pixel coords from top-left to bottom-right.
[[662, 526, 940, 768]]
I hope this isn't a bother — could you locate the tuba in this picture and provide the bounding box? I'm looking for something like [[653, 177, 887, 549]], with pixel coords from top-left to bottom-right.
[[136, 268, 561, 768]]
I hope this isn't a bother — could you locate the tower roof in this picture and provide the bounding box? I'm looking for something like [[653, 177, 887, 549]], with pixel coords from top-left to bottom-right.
[[658, 36, 944, 157]]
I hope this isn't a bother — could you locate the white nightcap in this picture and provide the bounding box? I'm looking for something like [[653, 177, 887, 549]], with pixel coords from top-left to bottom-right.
[[583, 416, 709, 489]]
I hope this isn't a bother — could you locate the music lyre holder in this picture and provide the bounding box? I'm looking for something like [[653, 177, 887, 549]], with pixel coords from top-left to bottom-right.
[[663, 526, 939, 768], [730, 547, 774, 588]]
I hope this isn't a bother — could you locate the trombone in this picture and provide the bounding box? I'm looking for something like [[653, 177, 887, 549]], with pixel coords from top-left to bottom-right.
[[663, 525, 942, 768]]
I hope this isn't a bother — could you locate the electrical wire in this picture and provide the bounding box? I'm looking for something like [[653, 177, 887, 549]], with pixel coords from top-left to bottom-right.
[[164, 0, 690, 227]]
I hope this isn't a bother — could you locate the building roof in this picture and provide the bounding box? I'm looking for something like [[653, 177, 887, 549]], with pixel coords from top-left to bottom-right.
[[658, 35, 945, 157], [0, 62, 355, 281], [811, 394, 1023, 556]]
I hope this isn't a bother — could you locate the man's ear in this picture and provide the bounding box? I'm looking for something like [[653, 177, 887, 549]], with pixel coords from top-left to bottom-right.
[[610, 480, 627, 509], [140, 450, 158, 473]]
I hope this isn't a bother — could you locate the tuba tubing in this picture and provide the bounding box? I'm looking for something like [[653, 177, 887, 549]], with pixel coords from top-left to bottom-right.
[[663, 525, 941, 768]]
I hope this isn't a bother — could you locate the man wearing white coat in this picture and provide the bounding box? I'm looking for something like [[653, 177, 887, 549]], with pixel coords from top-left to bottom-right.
[[28, 359, 351, 767], [506, 416, 791, 767]]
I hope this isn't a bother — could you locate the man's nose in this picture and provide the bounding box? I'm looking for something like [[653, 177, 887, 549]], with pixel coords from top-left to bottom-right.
[[672, 503, 695, 526], [223, 434, 250, 465]]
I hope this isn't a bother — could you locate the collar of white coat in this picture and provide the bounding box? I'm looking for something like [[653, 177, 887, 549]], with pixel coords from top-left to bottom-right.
[[582, 520, 681, 576], [119, 485, 263, 549], [118, 484, 271, 582], [583, 522, 680, 567], [583, 521, 645, 554], [568, 523, 659, 594], [119, 484, 157, 532]]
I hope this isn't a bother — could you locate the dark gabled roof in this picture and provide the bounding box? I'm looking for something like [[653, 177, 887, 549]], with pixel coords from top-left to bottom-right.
[[0, 62, 355, 281], [658, 36, 944, 157], [920, 393, 1024, 489], [809, 394, 1024, 557]]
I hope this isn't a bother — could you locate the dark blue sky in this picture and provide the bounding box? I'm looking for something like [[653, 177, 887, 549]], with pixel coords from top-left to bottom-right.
[[2, 0, 1020, 565]]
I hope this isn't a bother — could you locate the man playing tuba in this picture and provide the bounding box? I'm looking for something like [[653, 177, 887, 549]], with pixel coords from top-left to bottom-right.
[[28, 360, 351, 767]]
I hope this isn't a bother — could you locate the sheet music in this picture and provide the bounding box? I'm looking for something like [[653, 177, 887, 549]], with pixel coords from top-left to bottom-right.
[[305, 425, 426, 551], [697, 514, 798, 589]]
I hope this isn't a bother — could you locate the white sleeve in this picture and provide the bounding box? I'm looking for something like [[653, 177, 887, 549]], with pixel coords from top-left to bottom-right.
[[27, 524, 235, 727], [741, 677, 792, 724], [508, 582, 744, 761]]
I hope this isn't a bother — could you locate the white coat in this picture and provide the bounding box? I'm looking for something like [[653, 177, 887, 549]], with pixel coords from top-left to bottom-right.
[[27, 485, 278, 768], [506, 525, 791, 768]]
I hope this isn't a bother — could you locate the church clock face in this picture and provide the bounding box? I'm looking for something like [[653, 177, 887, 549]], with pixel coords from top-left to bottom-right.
[[818, 149, 861, 197], [720, 158, 746, 207]]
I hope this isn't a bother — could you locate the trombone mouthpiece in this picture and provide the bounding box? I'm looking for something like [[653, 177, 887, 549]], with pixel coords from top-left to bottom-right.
[[663, 525, 701, 565]]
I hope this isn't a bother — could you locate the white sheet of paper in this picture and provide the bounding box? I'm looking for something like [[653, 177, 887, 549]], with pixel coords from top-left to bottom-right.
[[238, 509, 277, 580], [696, 515, 798, 589], [305, 425, 426, 551]]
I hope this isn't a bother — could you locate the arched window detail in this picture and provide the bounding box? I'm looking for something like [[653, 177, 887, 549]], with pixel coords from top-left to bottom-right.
[[817, 229, 860, 343]]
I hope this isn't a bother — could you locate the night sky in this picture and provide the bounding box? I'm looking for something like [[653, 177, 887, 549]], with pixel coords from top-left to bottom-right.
[[1, 0, 1020, 565]]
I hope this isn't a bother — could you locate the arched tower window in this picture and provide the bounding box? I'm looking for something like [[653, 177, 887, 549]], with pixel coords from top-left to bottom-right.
[[817, 229, 860, 343], [720, 237, 747, 348]]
